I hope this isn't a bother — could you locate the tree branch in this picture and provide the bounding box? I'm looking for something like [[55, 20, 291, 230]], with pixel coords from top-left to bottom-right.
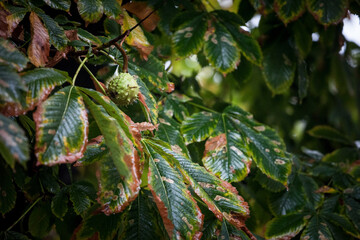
[[69, 8, 157, 57]]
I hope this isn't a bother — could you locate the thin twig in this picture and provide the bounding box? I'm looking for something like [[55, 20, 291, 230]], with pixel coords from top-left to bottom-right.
[[70, 9, 157, 57]]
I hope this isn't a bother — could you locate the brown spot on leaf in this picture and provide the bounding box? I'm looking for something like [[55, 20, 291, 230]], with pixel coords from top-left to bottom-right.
[[48, 129, 56, 135], [182, 216, 194, 230], [272, 140, 281, 145], [166, 82, 175, 93], [274, 148, 281, 153], [161, 176, 174, 184], [253, 125, 265, 132], [214, 195, 228, 201], [185, 32, 192, 38], [275, 159, 285, 165], [171, 145, 183, 155], [28, 12, 50, 67], [204, 134, 227, 157], [198, 182, 216, 189]]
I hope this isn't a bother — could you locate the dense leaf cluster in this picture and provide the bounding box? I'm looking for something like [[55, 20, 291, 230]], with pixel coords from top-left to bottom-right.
[[0, 0, 360, 239]]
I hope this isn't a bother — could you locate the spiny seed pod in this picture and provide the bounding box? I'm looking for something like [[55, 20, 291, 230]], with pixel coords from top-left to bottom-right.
[[106, 73, 140, 106]]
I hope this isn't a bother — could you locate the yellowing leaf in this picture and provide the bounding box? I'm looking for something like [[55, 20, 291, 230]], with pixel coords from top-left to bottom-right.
[[122, 10, 153, 60], [123, 2, 160, 32], [28, 12, 50, 67]]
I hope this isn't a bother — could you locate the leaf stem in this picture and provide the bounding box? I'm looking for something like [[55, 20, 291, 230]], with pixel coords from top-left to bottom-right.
[[7, 196, 43, 231], [114, 42, 128, 73], [187, 102, 218, 113], [99, 50, 124, 66], [67, 164, 73, 183], [72, 57, 88, 86], [80, 59, 107, 95]]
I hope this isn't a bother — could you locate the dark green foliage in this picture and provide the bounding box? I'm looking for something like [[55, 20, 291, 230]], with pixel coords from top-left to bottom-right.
[[1, 0, 359, 239]]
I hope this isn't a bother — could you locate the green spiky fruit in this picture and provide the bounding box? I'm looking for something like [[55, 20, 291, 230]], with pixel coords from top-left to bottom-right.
[[106, 73, 140, 106]]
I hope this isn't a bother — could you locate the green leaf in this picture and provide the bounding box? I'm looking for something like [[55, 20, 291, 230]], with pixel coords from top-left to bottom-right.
[[81, 94, 133, 178], [69, 182, 96, 215], [172, 12, 207, 57], [0, 63, 27, 109], [308, 125, 351, 144], [249, 0, 274, 13], [0, 165, 16, 214], [297, 59, 309, 102], [96, 151, 141, 214], [104, 18, 121, 38], [225, 106, 291, 185], [39, 168, 60, 194], [301, 215, 333, 240], [323, 148, 359, 163], [232, 56, 253, 83], [0, 114, 29, 168], [163, 94, 189, 122], [18, 68, 69, 114], [0, 39, 28, 71], [202, 218, 219, 240], [43, 0, 71, 11], [299, 174, 323, 209], [102, 0, 122, 18], [307, 0, 348, 25], [265, 212, 309, 239], [269, 175, 306, 216], [219, 220, 251, 240], [75, 138, 108, 166], [76, 0, 104, 24], [79, 213, 122, 240], [156, 120, 191, 158], [344, 197, 360, 231], [274, 0, 306, 24], [35, 11, 68, 50], [128, 53, 173, 93], [263, 38, 296, 94], [0, 231, 30, 240], [28, 202, 53, 238], [204, 20, 240, 73], [3, 68, 68, 116], [255, 170, 286, 192], [322, 213, 360, 238], [51, 187, 69, 220], [34, 86, 88, 165], [119, 190, 166, 239], [79, 88, 135, 145], [181, 111, 221, 144], [202, 119, 252, 182], [137, 78, 158, 124], [211, 10, 245, 26], [293, 21, 312, 58], [77, 28, 102, 46], [144, 142, 203, 239], [220, 22, 263, 66], [143, 139, 250, 229]]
